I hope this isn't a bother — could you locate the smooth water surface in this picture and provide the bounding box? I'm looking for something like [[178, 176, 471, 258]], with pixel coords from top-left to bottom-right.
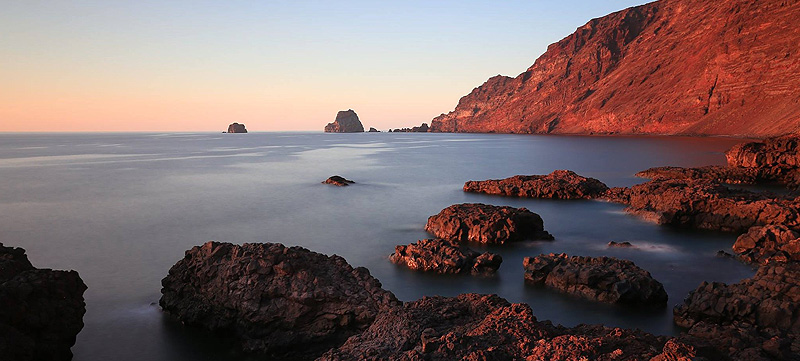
[[0, 132, 755, 360]]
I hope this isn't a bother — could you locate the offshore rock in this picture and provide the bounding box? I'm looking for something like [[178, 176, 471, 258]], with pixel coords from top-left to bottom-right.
[[389, 238, 502, 275], [430, 0, 800, 137], [0, 243, 87, 361], [733, 225, 800, 265], [523, 253, 668, 306], [159, 242, 399, 359], [368, 127, 380, 132], [322, 175, 355, 186], [391, 123, 430, 133], [227, 122, 248, 133], [425, 203, 553, 244], [324, 109, 365, 133], [464, 170, 609, 199]]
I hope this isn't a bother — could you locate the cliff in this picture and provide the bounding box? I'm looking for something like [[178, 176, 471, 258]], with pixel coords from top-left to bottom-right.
[[325, 109, 365, 133], [430, 0, 800, 137]]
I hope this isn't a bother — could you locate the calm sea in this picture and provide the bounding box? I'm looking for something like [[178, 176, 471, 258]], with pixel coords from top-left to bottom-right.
[[0, 132, 755, 360]]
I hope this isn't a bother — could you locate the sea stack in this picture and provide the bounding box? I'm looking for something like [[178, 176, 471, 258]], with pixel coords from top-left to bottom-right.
[[325, 109, 364, 133], [227, 123, 248, 133]]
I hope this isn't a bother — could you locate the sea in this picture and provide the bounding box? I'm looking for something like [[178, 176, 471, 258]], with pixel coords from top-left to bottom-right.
[[0, 132, 756, 361]]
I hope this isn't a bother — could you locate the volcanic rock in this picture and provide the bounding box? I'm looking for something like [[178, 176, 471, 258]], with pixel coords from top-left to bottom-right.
[[0, 243, 87, 361], [389, 238, 502, 275], [324, 109, 364, 133], [608, 241, 634, 248], [159, 241, 399, 359], [727, 135, 800, 188], [464, 170, 609, 199], [733, 225, 800, 265], [227, 123, 248, 133], [322, 175, 355, 186], [523, 253, 667, 306], [390, 123, 430, 133], [368, 127, 380, 132], [430, 0, 800, 137], [636, 165, 761, 185], [425, 203, 553, 244]]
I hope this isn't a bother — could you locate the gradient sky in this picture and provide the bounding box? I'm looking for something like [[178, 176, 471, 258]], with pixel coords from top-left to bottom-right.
[[1, 0, 648, 132]]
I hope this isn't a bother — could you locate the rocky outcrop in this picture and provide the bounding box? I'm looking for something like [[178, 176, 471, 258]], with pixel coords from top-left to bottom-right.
[[159, 242, 398, 359], [226, 122, 248, 133], [608, 241, 634, 248], [322, 175, 355, 186], [367, 127, 380, 132], [324, 109, 364, 133], [430, 0, 800, 137], [391, 123, 430, 133], [523, 253, 668, 306], [636, 165, 761, 185], [733, 225, 800, 265], [674, 262, 800, 359], [726, 135, 800, 188], [464, 170, 609, 199], [0, 243, 87, 361], [425, 203, 553, 244], [389, 239, 502, 275]]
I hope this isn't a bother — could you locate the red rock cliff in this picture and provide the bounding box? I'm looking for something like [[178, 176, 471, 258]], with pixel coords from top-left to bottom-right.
[[430, 0, 800, 137]]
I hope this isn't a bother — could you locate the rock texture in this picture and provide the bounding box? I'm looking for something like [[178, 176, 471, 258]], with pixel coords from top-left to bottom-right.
[[324, 109, 364, 133], [430, 0, 800, 137], [636, 165, 761, 185], [464, 170, 609, 199], [227, 122, 248, 133], [523, 253, 668, 306], [425, 203, 553, 244], [0, 243, 87, 361], [734, 225, 800, 265], [674, 262, 800, 359], [159, 242, 399, 359], [322, 175, 355, 186], [390, 239, 502, 275], [727, 135, 800, 188]]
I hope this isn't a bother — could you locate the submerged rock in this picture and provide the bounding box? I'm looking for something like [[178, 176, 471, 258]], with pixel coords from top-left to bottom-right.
[[159, 241, 399, 359], [322, 175, 355, 186], [425, 203, 553, 244], [0, 243, 87, 361], [324, 109, 365, 133], [523, 253, 668, 306], [464, 170, 609, 199], [390, 238, 502, 275], [227, 122, 248, 133], [734, 225, 800, 265]]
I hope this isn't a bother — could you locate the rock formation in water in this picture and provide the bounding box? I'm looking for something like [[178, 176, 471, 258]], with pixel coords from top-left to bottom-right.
[[322, 175, 355, 186], [324, 109, 365, 133], [390, 238, 502, 275], [368, 127, 380, 132], [464, 170, 610, 199], [227, 123, 248, 133], [0, 243, 87, 361], [734, 225, 800, 265], [159, 242, 399, 359], [523, 253, 668, 306], [391, 123, 430, 133], [430, 0, 800, 137], [636, 165, 761, 185], [425, 203, 553, 244]]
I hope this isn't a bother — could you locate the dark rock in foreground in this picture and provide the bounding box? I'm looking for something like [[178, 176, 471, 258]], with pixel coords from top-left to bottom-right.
[[322, 175, 355, 186], [390, 239, 502, 275], [367, 127, 380, 132], [0, 243, 87, 361], [523, 253, 668, 306], [734, 225, 800, 265], [226, 122, 248, 133], [159, 242, 399, 359], [464, 170, 610, 199], [324, 109, 364, 133], [425, 203, 553, 244], [636, 165, 760, 185]]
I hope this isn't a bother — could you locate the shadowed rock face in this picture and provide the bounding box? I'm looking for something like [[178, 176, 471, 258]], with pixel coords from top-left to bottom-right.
[[324, 109, 364, 133], [159, 242, 399, 360], [430, 0, 800, 137], [464, 170, 609, 199], [0, 243, 87, 361], [523, 253, 668, 306], [390, 238, 502, 275], [727, 136, 800, 188], [734, 225, 800, 265], [227, 123, 247, 133], [425, 203, 553, 244]]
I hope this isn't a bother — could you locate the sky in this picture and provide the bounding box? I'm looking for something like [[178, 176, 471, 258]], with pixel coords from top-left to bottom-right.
[[0, 0, 648, 132]]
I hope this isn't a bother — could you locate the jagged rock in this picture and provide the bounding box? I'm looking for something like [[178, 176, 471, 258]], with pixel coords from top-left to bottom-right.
[[322, 175, 355, 186], [636, 165, 761, 185], [425, 203, 553, 244], [523, 253, 668, 306], [727, 135, 800, 188], [368, 127, 380, 132], [733, 225, 800, 265], [389, 239, 502, 275], [608, 241, 634, 248], [390, 123, 429, 133], [227, 123, 248, 133], [0, 243, 87, 361], [464, 170, 609, 199], [324, 109, 364, 133], [159, 242, 399, 359]]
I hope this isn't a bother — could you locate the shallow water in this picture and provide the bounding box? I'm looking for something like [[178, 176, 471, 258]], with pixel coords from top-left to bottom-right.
[[0, 132, 755, 361]]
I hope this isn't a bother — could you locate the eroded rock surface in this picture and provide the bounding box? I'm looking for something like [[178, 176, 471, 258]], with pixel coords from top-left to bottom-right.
[[425, 203, 553, 244], [464, 170, 609, 199], [636, 165, 761, 185], [727, 135, 800, 189], [390, 239, 502, 275], [523, 253, 668, 306], [324, 109, 365, 133], [734, 225, 800, 265], [322, 175, 355, 186], [226, 122, 248, 133]]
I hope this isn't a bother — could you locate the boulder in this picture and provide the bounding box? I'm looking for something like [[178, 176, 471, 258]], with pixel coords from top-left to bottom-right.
[[734, 225, 800, 265], [464, 170, 609, 199], [324, 109, 364, 133], [523, 253, 668, 306], [389, 239, 502, 275], [425, 203, 553, 244], [322, 175, 355, 186], [227, 123, 248, 133], [159, 242, 399, 359], [0, 243, 87, 361]]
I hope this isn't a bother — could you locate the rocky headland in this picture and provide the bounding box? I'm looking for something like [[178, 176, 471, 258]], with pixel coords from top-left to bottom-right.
[[464, 170, 609, 199], [390, 238, 502, 275], [425, 203, 553, 244], [324, 109, 365, 133], [226, 122, 248, 133]]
